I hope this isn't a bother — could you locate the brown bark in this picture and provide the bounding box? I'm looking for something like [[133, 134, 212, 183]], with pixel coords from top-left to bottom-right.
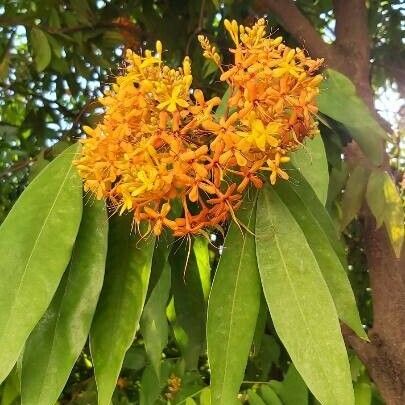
[[332, 0, 374, 106], [254, 0, 405, 403]]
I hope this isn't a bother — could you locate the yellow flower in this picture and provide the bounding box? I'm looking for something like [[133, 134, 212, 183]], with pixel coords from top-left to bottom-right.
[[158, 86, 189, 112], [238, 118, 281, 152]]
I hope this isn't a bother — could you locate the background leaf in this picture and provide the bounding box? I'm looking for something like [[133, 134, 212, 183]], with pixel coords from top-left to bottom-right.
[[366, 170, 386, 228], [0, 144, 82, 383], [90, 216, 155, 405], [30, 27, 52, 72], [169, 238, 208, 370], [276, 364, 308, 405], [256, 187, 354, 405], [259, 385, 282, 405], [140, 260, 171, 379], [341, 166, 370, 230], [21, 200, 108, 405], [318, 69, 385, 165], [207, 193, 261, 405]]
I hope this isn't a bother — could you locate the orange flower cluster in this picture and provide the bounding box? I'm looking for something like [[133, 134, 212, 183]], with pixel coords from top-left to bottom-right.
[[75, 19, 323, 237]]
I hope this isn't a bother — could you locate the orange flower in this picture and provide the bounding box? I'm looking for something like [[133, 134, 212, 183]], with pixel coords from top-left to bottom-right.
[[75, 19, 323, 237]]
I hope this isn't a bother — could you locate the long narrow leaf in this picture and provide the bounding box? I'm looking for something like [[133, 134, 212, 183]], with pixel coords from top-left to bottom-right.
[[0, 144, 82, 383], [21, 200, 108, 405], [90, 216, 155, 405], [256, 187, 354, 405], [207, 192, 261, 405], [275, 180, 366, 339]]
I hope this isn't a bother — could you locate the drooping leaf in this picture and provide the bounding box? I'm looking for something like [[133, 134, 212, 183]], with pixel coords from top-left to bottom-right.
[[259, 385, 283, 405], [366, 169, 404, 257], [207, 192, 261, 405], [251, 295, 268, 358], [21, 200, 108, 405], [146, 233, 172, 300], [318, 69, 386, 165], [140, 261, 171, 379], [173, 370, 205, 404], [381, 173, 404, 258], [277, 364, 308, 405], [366, 170, 386, 228], [354, 382, 372, 405], [275, 178, 366, 339], [30, 27, 52, 72], [291, 135, 328, 205], [0, 368, 20, 405], [90, 216, 155, 405], [122, 346, 147, 371], [139, 365, 161, 405], [214, 87, 232, 120], [193, 236, 211, 301], [0, 144, 82, 383], [169, 239, 208, 370], [253, 335, 280, 381], [247, 389, 266, 405], [341, 166, 370, 230], [199, 387, 211, 405], [256, 187, 354, 405]]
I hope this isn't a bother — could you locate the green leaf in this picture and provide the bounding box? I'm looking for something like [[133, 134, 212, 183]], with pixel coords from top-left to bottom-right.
[[318, 69, 386, 165], [122, 346, 147, 371], [253, 335, 280, 381], [207, 192, 261, 405], [170, 239, 207, 370], [30, 27, 52, 72], [382, 174, 404, 258], [147, 233, 172, 299], [199, 387, 211, 405], [140, 261, 171, 379], [259, 385, 282, 405], [256, 187, 354, 405], [291, 135, 328, 205], [275, 178, 366, 339], [173, 371, 205, 404], [1, 368, 20, 405], [0, 53, 10, 81], [277, 365, 308, 405], [193, 236, 211, 301], [247, 389, 266, 405], [90, 216, 155, 405], [284, 167, 346, 264], [0, 144, 82, 383], [341, 166, 370, 230], [354, 382, 372, 405], [251, 295, 268, 358], [366, 170, 386, 228], [215, 87, 232, 120], [21, 200, 108, 405], [366, 169, 404, 257], [139, 365, 160, 405]]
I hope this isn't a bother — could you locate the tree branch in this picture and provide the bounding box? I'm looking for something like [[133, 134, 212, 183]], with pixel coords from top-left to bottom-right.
[[253, 0, 334, 61]]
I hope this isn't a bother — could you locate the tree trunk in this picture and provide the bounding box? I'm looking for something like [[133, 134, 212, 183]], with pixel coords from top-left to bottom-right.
[[363, 217, 405, 404]]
